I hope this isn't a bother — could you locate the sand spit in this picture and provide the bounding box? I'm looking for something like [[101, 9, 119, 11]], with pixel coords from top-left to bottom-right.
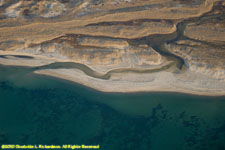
[[0, 51, 224, 96], [0, 0, 225, 96], [34, 68, 225, 96]]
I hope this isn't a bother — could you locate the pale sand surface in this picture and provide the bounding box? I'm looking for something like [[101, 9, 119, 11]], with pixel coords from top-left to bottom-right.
[[0, 51, 62, 66], [35, 68, 225, 96], [0, 0, 225, 96], [1, 51, 225, 96]]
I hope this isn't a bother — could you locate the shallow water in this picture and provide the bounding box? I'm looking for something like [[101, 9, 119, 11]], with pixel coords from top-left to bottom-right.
[[0, 64, 225, 150]]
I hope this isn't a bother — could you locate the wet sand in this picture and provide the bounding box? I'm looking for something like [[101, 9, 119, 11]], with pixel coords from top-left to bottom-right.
[[34, 68, 225, 96], [0, 50, 225, 96]]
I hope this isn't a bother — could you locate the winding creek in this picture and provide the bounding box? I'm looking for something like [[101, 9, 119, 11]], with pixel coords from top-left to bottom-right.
[[1, 2, 225, 149], [29, 11, 225, 80], [0, 9, 224, 81]]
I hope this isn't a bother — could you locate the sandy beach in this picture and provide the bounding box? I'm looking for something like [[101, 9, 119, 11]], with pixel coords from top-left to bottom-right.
[[0, 0, 225, 96], [0, 50, 225, 96], [34, 68, 225, 96]]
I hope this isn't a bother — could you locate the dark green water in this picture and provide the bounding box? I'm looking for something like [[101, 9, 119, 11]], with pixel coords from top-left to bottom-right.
[[0, 64, 225, 150]]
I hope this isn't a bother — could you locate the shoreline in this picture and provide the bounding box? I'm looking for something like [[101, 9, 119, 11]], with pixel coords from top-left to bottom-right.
[[0, 60, 224, 97], [0, 51, 225, 97], [34, 68, 225, 97]]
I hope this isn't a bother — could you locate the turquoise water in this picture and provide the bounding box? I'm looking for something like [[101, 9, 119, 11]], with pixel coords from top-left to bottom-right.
[[0, 64, 225, 150]]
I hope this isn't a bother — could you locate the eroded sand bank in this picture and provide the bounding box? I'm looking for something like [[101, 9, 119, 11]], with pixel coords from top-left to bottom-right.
[[0, 51, 224, 96], [34, 68, 225, 96], [0, 0, 225, 96]]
